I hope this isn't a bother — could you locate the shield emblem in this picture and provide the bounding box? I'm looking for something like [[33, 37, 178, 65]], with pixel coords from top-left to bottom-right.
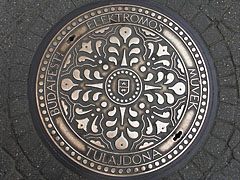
[[118, 79, 130, 97]]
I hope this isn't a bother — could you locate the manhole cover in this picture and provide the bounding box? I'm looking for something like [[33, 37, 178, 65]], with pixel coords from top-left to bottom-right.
[[28, 1, 218, 179]]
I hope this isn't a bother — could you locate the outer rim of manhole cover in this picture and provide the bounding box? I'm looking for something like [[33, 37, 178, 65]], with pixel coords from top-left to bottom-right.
[[28, 1, 218, 179]]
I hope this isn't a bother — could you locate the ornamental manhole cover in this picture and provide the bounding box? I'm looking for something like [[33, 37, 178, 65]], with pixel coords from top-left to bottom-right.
[[28, 1, 217, 179]]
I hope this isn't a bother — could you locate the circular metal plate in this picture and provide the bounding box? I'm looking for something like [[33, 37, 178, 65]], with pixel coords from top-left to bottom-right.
[[28, 1, 218, 179]]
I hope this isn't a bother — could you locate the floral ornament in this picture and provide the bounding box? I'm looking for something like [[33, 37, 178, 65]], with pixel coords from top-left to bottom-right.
[[59, 25, 188, 152]]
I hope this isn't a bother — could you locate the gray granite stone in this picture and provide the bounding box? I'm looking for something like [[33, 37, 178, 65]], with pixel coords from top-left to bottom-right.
[[228, 33, 240, 66], [9, 82, 27, 98], [210, 41, 230, 60], [233, 143, 240, 162], [29, 17, 52, 37], [211, 121, 234, 142], [229, 129, 240, 149], [9, 98, 29, 117], [165, 172, 183, 180], [209, 172, 227, 180], [217, 102, 235, 122], [200, 5, 221, 21], [222, 160, 240, 180], [218, 75, 237, 87], [204, 135, 226, 157], [0, 148, 16, 179], [9, 64, 30, 82], [210, 0, 232, 11], [211, 147, 233, 172], [217, 23, 234, 42], [166, 0, 186, 12], [192, 12, 211, 33], [192, 150, 216, 173], [179, 162, 204, 180], [235, 104, 240, 129], [215, 57, 235, 77], [219, 87, 238, 105], [180, 2, 198, 22], [202, 25, 223, 45], [223, 2, 240, 32]]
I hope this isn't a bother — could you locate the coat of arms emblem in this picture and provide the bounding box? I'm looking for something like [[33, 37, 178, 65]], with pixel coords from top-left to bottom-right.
[[118, 79, 130, 97]]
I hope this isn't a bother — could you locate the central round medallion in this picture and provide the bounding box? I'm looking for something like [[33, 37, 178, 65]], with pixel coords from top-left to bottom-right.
[[105, 68, 142, 105]]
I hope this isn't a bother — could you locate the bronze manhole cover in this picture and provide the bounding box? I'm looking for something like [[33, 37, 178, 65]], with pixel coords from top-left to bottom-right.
[[28, 1, 218, 179]]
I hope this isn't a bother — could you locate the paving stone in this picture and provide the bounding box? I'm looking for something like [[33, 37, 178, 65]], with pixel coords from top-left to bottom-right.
[[40, 5, 63, 25], [5, 171, 23, 180], [53, 0, 76, 15], [192, 12, 211, 33], [6, 46, 33, 65], [58, 169, 82, 180], [179, 2, 198, 22], [39, 0, 74, 26], [0, 114, 6, 145], [210, 41, 230, 60], [179, 162, 204, 180], [17, 131, 50, 168], [23, 0, 49, 13], [13, 31, 42, 52], [209, 172, 227, 180], [233, 143, 240, 162], [235, 104, 240, 129], [192, 150, 216, 172], [217, 23, 235, 42], [72, 0, 99, 7], [3, 0, 26, 18], [25, 174, 45, 180], [165, 172, 183, 180], [228, 33, 240, 66], [0, 8, 16, 39], [223, 2, 240, 32], [236, 68, 240, 98], [211, 121, 234, 142], [217, 102, 235, 122], [16, 10, 40, 33], [166, 0, 186, 12], [15, 154, 41, 178], [9, 64, 29, 82], [0, 81, 8, 108], [9, 81, 27, 98], [29, 17, 52, 37], [40, 158, 65, 180], [215, 57, 235, 77], [219, 87, 238, 105], [28, 145, 52, 170], [9, 97, 29, 117], [204, 135, 226, 157], [202, 25, 223, 45], [211, 147, 232, 172], [0, 148, 16, 179], [191, 0, 209, 7], [12, 113, 32, 138], [218, 75, 237, 87], [222, 160, 240, 180], [229, 129, 240, 149], [209, 0, 232, 11], [200, 5, 221, 21], [152, 0, 167, 6], [1, 136, 22, 159]]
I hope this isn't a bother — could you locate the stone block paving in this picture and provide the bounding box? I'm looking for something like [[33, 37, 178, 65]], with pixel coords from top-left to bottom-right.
[[0, 0, 239, 179]]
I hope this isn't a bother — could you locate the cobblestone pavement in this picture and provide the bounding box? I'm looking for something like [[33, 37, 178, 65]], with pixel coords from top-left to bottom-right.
[[0, 0, 240, 179]]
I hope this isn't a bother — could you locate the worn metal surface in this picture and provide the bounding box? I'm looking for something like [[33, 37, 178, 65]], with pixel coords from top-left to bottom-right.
[[27, 1, 218, 179]]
